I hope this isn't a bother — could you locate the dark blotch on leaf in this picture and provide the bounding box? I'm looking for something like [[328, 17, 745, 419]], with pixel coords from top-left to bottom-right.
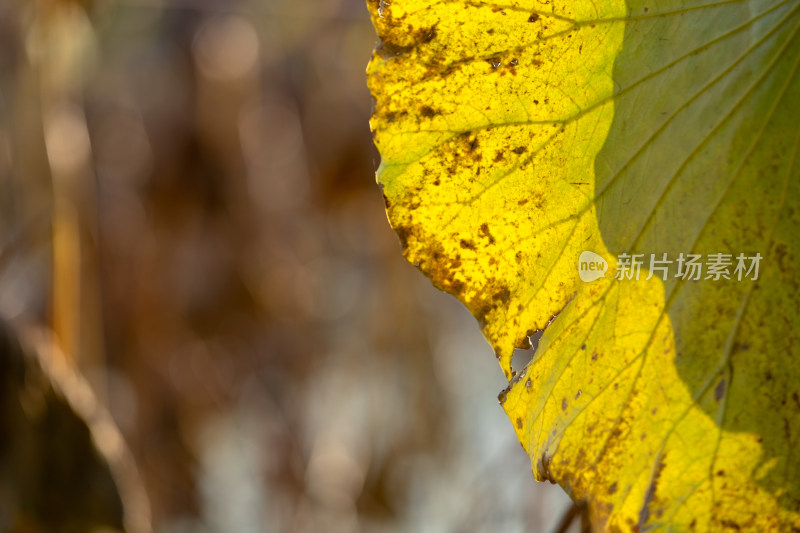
[[537, 452, 555, 484], [528, 13, 539, 22], [394, 225, 413, 250], [375, 40, 414, 59], [419, 25, 437, 44], [638, 459, 666, 529], [714, 379, 726, 402], [383, 109, 408, 122], [479, 222, 495, 244], [466, 135, 479, 152], [493, 287, 510, 303], [450, 279, 465, 294], [420, 105, 436, 118], [498, 384, 512, 405], [374, 24, 437, 59]]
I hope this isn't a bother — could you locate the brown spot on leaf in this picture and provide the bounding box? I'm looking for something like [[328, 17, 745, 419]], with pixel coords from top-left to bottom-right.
[[498, 383, 512, 405], [638, 458, 665, 529], [394, 225, 413, 250], [478, 222, 495, 244], [516, 417, 522, 429], [493, 287, 510, 303], [418, 25, 437, 44], [528, 13, 539, 22], [465, 134, 479, 152], [459, 238, 476, 250], [420, 105, 436, 118], [714, 379, 726, 402], [450, 279, 465, 294], [537, 452, 555, 483], [475, 303, 494, 326], [375, 39, 414, 59], [382, 109, 408, 122], [374, 21, 439, 63], [732, 341, 750, 353]]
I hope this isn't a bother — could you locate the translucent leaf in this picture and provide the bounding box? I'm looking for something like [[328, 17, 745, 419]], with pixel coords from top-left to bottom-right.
[[368, 0, 800, 529]]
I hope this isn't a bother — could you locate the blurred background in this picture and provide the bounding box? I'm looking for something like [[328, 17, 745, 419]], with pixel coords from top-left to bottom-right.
[[0, 0, 574, 531]]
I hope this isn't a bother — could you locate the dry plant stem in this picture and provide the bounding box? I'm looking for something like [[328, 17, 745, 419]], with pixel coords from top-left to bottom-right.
[[21, 325, 153, 533]]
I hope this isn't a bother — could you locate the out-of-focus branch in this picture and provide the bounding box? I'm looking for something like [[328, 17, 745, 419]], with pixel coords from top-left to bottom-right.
[[27, 0, 107, 399], [1, 319, 152, 533], [553, 500, 591, 533]]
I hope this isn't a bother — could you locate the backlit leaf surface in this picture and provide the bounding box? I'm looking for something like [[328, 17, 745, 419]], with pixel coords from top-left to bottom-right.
[[368, 0, 800, 529]]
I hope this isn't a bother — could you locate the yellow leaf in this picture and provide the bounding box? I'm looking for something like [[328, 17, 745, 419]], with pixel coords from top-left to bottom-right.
[[368, 0, 800, 529]]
